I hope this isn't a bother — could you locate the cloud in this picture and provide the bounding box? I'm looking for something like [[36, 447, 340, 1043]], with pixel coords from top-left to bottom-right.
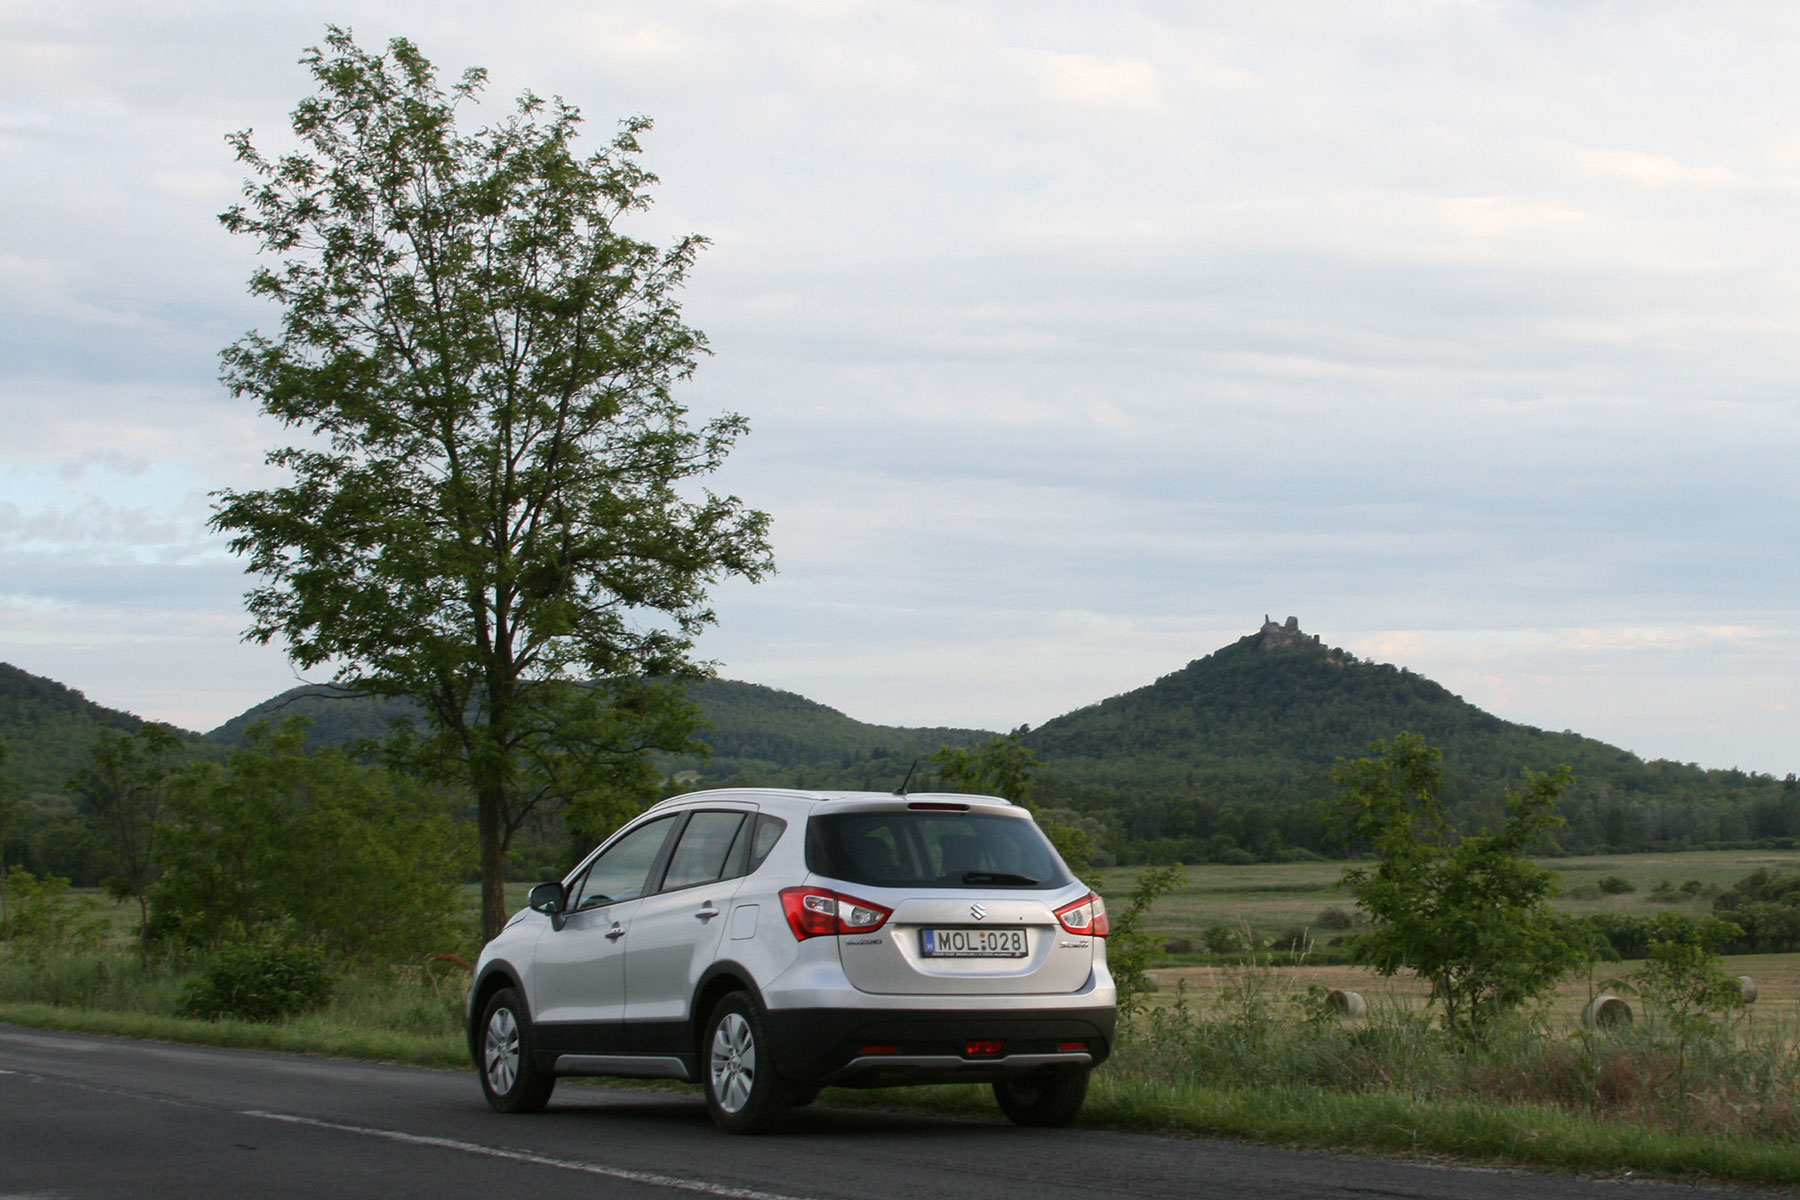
[[1, 0, 1798, 772]]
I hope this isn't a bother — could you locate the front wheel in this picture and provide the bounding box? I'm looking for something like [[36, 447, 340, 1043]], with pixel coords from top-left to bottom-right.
[[478, 988, 555, 1113], [703, 991, 800, 1134], [993, 1068, 1090, 1127]]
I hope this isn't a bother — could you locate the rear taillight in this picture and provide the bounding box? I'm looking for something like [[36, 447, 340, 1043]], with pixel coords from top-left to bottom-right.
[[779, 886, 893, 940], [1053, 892, 1109, 937]]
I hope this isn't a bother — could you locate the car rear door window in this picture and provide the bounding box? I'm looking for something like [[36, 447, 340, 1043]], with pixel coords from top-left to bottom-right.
[[661, 810, 749, 891]]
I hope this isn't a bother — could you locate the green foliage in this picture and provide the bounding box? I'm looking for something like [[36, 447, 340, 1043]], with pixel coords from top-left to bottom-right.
[[0, 868, 107, 958], [1711, 868, 1800, 952], [179, 938, 335, 1023], [1105, 864, 1184, 1016], [1598, 874, 1636, 894], [1334, 733, 1586, 1040], [149, 720, 470, 961], [69, 724, 184, 942], [1625, 913, 1747, 1040], [1617, 911, 1748, 1129], [0, 663, 154, 802], [210, 29, 772, 939], [931, 732, 1041, 804]]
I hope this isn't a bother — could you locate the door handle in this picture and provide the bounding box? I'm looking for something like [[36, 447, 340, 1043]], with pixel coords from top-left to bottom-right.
[[695, 904, 720, 921], [605, 923, 626, 941]]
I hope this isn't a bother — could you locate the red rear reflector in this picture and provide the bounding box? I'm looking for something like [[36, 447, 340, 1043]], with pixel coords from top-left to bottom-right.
[[858, 1044, 900, 1055], [964, 1040, 1005, 1057], [907, 802, 969, 811], [1058, 1041, 1089, 1052]]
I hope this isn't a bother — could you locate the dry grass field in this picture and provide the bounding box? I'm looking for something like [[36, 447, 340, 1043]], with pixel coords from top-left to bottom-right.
[[1093, 848, 1800, 1029]]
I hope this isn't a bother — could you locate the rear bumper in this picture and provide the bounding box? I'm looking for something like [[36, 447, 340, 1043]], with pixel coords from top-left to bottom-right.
[[762, 1004, 1115, 1087]]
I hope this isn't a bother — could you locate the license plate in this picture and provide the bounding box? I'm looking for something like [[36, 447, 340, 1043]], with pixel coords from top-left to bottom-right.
[[920, 928, 1027, 958]]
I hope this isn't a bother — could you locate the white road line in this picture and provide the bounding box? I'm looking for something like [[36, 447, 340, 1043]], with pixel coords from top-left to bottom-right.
[[239, 1111, 823, 1200]]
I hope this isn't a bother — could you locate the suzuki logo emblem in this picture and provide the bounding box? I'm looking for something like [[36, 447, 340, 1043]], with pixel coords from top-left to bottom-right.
[[970, 903, 988, 920]]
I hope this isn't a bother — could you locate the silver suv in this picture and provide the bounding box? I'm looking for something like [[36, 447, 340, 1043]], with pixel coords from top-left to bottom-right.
[[468, 788, 1116, 1133]]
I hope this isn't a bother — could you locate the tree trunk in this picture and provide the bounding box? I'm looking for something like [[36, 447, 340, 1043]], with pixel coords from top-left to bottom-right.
[[477, 777, 508, 944]]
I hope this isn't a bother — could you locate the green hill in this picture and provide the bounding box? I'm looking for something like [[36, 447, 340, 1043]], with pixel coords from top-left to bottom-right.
[[1022, 618, 1795, 860], [204, 677, 994, 788], [10, 619, 1796, 871], [664, 679, 994, 787], [0, 663, 154, 802], [205, 685, 420, 748]]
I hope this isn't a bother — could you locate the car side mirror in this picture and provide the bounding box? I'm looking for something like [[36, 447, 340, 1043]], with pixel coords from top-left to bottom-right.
[[529, 882, 566, 929]]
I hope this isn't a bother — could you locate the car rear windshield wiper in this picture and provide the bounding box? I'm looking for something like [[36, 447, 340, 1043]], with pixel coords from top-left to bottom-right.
[[961, 871, 1037, 886]]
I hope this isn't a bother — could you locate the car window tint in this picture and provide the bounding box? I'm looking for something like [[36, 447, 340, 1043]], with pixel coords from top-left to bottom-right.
[[806, 811, 1068, 889], [570, 815, 676, 910], [662, 811, 748, 891], [747, 815, 786, 872]]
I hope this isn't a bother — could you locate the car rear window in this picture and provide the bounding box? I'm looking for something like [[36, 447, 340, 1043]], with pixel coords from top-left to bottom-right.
[[806, 810, 1070, 889]]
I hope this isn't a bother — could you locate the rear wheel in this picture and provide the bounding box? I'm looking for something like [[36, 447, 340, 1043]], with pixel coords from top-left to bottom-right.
[[703, 991, 799, 1134], [478, 988, 555, 1113], [993, 1067, 1089, 1127]]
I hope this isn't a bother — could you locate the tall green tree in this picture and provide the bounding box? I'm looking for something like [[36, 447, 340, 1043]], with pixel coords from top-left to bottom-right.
[[69, 724, 183, 955], [211, 30, 773, 939], [1333, 732, 1585, 1041]]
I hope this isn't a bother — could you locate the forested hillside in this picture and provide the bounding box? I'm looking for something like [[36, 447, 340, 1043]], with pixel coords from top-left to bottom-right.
[[1024, 619, 1799, 863], [8, 621, 1798, 883], [205, 677, 994, 788], [0, 663, 152, 801]]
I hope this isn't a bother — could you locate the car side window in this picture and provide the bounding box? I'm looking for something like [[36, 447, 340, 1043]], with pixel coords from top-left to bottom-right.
[[661, 811, 749, 891], [569, 815, 677, 911], [747, 815, 787, 872]]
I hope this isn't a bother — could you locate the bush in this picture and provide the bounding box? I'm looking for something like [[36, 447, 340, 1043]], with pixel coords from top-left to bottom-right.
[[1201, 922, 1245, 955], [180, 939, 334, 1023], [1315, 905, 1358, 930], [150, 720, 471, 961], [0, 869, 107, 959], [1598, 875, 1636, 895]]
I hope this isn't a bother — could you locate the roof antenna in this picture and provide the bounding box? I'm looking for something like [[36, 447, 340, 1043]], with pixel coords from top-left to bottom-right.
[[893, 759, 918, 796]]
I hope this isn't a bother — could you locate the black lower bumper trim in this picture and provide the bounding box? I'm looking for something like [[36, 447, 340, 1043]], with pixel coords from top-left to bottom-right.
[[763, 1005, 1115, 1087]]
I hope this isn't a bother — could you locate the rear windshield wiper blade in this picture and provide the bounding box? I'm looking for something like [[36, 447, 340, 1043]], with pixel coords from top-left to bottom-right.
[[961, 871, 1037, 886]]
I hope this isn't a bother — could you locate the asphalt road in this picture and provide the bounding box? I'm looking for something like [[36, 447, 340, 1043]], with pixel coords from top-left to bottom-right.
[[0, 1023, 1782, 1200]]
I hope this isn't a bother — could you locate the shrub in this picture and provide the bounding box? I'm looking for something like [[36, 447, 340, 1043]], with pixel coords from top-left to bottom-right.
[[1332, 734, 1585, 1041], [1201, 922, 1244, 955], [0, 868, 107, 959], [1315, 905, 1358, 930], [1598, 875, 1636, 895], [180, 938, 334, 1023], [150, 720, 470, 961]]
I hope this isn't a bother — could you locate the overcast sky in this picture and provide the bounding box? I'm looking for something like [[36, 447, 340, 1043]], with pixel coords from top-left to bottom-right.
[[3, 1, 1797, 775]]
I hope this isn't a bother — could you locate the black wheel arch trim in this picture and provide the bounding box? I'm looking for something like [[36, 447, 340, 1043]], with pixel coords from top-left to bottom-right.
[[467, 961, 526, 1062]]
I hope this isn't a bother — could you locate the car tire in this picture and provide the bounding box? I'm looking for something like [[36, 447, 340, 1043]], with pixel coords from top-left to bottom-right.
[[703, 990, 799, 1134], [993, 1067, 1089, 1127], [478, 987, 555, 1113]]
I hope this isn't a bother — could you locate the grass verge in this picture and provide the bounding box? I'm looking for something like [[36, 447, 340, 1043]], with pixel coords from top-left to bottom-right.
[[7, 997, 1800, 1187]]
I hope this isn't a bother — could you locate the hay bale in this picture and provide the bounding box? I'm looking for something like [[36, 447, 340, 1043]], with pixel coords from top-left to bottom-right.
[[1582, 994, 1633, 1029], [1325, 989, 1367, 1018], [1141, 972, 1161, 993], [1738, 976, 1758, 1004]]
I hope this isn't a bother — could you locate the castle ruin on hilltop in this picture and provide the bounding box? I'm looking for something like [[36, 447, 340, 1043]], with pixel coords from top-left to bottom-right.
[[1259, 614, 1322, 649]]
